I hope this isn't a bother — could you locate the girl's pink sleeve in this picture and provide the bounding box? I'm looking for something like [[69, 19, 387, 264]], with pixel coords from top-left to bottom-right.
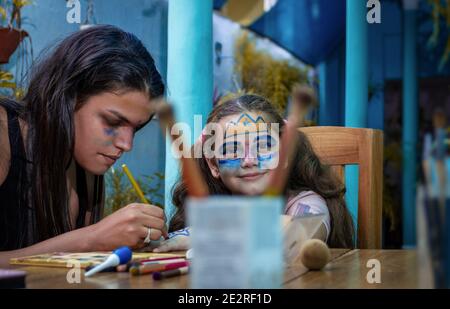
[[284, 191, 331, 240]]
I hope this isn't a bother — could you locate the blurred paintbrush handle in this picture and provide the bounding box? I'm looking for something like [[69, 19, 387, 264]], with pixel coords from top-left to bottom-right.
[[156, 101, 209, 198]]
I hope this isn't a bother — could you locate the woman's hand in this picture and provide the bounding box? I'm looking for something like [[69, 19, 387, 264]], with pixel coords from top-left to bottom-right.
[[153, 227, 191, 252], [89, 203, 167, 250]]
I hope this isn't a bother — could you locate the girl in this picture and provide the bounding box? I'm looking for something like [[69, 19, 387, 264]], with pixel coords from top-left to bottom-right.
[[156, 94, 354, 252], [0, 25, 167, 266]]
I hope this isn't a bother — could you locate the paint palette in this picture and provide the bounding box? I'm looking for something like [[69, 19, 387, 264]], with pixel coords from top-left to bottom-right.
[[10, 251, 184, 269]]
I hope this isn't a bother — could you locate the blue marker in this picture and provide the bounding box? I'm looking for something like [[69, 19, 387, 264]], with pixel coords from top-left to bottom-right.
[[85, 246, 132, 277]]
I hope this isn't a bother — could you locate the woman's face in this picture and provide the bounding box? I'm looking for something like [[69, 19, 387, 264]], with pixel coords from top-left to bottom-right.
[[206, 111, 280, 195], [74, 90, 154, 175]]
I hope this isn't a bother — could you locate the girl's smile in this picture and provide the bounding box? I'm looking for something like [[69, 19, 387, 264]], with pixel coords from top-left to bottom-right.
[[237, 171, 268, 181]]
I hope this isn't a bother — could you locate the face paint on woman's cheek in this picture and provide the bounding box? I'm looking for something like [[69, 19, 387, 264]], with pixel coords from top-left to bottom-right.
[[94, 127, 117, 147], [104, 127, 118, 137], [218, 158, 241, 174]]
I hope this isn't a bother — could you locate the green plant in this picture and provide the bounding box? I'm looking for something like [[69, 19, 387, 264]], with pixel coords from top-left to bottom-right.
[[427, 0, 450, 70], [0, 70, 14, 88], [104, 168, 165, 217], [0, 0, 32, 28], [233, 32, 310, 114], [0, 70, 24, 99], [0, 6, 6, 23], [0, 0, 33, 99]]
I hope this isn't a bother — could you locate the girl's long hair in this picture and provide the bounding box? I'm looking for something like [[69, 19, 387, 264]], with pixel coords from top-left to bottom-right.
[[0, 25, 164, 248], [169, 94, 354, 248]]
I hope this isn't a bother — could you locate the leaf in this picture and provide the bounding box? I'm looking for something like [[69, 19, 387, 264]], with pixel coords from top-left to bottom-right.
[[0, 6, 7, 20], [104, 169, 165, 217], [13, 0, 32, 9], [0, 71, 14, 81], [233, 31, 309, 114], [0, 81, 17, 89]]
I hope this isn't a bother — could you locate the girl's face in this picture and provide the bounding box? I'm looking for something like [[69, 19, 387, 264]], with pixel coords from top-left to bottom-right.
[[206, 111, 280, 195], [74, 90, 154, 175]]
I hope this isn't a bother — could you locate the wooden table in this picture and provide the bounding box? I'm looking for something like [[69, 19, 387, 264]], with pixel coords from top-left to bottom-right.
[[12, 249, 418, 289]]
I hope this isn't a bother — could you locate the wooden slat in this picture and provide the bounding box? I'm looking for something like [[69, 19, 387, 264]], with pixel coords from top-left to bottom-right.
[[299, 126, 361, 165], [357, 129, 384, 249], [299, 126, 384, 249]]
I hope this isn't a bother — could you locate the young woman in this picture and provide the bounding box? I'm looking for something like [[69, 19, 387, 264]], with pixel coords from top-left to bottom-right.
[[155, 94, 355, 252], [0, 25, 167, 267]]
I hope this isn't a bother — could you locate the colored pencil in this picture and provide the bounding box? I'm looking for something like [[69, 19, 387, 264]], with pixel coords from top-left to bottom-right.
[[134, 256, 186, 264], [129, 261, 189, 276], [122, 164, 149, 204], [153, 266, 189, 280]]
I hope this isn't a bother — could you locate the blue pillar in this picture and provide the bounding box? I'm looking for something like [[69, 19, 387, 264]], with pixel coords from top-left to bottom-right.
[[402, 0, 419, 248], [345, 0, 369, 234], [165, 0, 213, 219], [318, 61, 329, 125]]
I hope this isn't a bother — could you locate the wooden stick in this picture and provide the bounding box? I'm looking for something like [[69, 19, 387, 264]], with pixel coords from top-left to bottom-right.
[[156, 101, 209, 198], [264, 85, 316, 196]]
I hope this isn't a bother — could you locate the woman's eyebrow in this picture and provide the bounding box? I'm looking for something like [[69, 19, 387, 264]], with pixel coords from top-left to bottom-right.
[[106, 109, 137, 126]]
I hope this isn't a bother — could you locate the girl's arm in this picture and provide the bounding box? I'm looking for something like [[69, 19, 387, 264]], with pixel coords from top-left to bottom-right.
[[281, 214, 328, 242], [153, 227, 191, 253], [311, 223, 328, 242]]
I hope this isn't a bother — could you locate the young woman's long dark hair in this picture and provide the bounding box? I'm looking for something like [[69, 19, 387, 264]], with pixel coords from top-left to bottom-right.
[[0, 25, 164, 248], [169, 94, 354, 248]]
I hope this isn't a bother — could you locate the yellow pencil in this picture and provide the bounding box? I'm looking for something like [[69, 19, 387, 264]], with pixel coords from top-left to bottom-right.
[[122, 164, 149, 204]]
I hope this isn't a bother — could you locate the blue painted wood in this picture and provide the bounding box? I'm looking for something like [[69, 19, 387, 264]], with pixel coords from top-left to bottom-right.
[[165, 0, 213, 218], [344, 0, 369, 234], [402, 8, 419, 247]]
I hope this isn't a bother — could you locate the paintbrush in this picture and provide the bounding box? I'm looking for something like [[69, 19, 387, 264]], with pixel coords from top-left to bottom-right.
[[264, 85, 316, 196], [156, 100, 209, 197]]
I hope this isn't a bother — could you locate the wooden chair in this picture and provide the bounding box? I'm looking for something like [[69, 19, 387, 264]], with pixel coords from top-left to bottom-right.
[[298, 126, 384, 249]]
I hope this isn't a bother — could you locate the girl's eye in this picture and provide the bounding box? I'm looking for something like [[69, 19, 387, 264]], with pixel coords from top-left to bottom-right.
[[257, 135, 275, 152], [258, 141, 271, 149], [220, 142, 242, 158]]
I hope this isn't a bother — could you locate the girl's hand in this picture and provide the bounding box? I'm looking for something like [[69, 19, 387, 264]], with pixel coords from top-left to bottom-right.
[[153, 227, 191, 252], [90, 203, 167, 250]]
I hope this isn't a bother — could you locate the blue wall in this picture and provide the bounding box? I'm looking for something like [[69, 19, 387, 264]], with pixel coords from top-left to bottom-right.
[[320, 1, 450, 129], [10, 0, 169, 201], [319, 1, 402, 129], [318, 40, 345, 126]]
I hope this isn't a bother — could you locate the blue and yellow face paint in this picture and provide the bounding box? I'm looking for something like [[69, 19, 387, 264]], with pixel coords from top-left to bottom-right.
[[217, 113, 279, 174]]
